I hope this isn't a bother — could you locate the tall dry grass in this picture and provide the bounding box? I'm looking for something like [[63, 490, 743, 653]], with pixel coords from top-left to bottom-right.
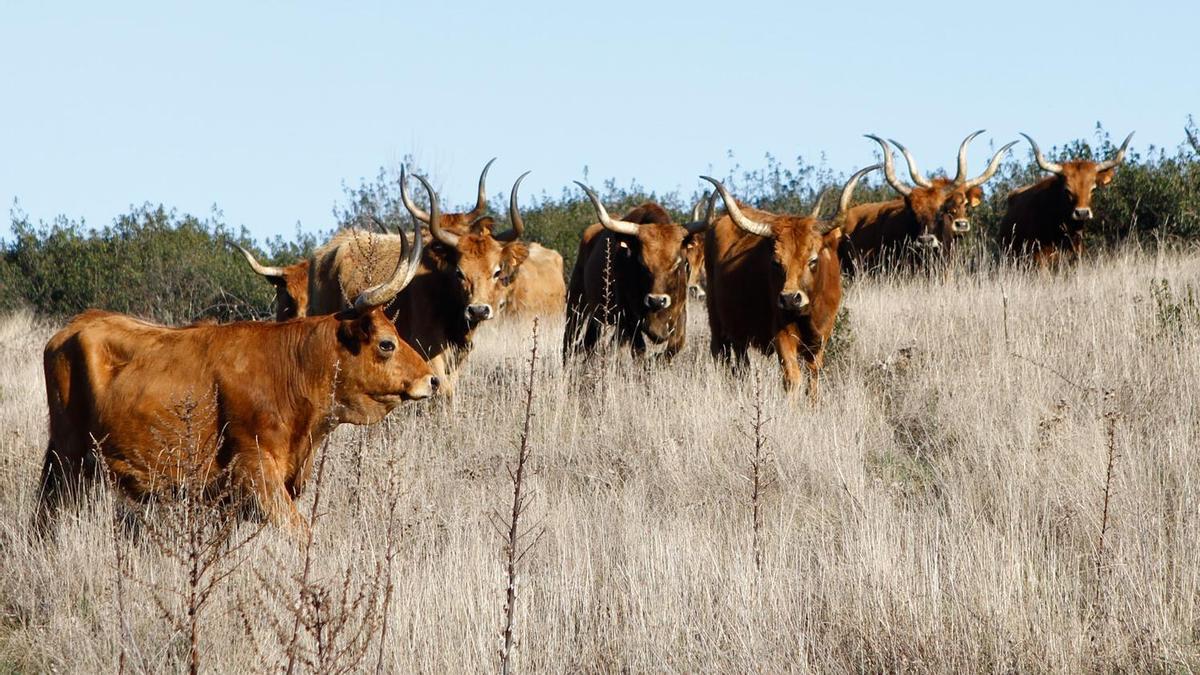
[[1, 248, 1199, 672]]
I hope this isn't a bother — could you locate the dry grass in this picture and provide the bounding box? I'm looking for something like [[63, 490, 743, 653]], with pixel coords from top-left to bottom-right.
[[1, 248, 1199, 672]]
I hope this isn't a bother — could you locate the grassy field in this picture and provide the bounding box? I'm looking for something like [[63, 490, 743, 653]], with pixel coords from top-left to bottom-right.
[[1, 248, 1198, 672]]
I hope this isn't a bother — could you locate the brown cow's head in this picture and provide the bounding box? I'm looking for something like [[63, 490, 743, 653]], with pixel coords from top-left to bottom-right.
[[402, 167, 531, 325], [1021, 132, 1133, 227], [574, 185, 716, 343], [234, 247, 310, 321], [701, 164, 879, 315], [332, 217, 437, 423], [869, 131, 1016, 251]]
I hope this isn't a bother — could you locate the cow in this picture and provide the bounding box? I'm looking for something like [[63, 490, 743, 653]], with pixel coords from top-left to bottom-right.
[[700, 163, 879, 397], [842, 131, 1016, 273], [999, 132, 1134, 266], [396, 161, 566, 318], [501, 242, 566, 317], [234, 246, 311, 321], [36, 221, 433, 539], [563, 186, 716, 361], [308, 171, 531, 395]]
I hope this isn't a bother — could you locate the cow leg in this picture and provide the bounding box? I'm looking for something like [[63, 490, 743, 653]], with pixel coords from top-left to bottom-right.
[[231, 449, 309, 541], [803, 342, 825, 404], [33, 439, 99, 538], [774, 330, 803, 396]]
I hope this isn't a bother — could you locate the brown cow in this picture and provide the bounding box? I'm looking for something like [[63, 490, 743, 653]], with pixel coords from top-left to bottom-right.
[[36, 224, 433, 538], [842, 131, 1015, 273], [396, 161, 566, 318], [234, 246, 311, 321], [563, 187, 716, 360], [700, 164, 879, 397], [501, 243, 566, 317], [999, 132, 1134, 266], [309, 172, 530, 395]]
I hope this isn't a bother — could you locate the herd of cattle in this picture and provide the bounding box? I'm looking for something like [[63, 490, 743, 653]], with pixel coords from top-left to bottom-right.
[[33, 130, 1135, 537]]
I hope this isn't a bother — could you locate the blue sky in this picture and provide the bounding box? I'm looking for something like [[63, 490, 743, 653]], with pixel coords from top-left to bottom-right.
[[1, 1, 1195, 242]]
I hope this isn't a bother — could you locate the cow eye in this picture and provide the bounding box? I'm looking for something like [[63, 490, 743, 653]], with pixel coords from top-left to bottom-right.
[[455, 267, 466, 280], [379, 339, 396, 353], [808, 255, 819, 269], [492, 266, 502, 279]]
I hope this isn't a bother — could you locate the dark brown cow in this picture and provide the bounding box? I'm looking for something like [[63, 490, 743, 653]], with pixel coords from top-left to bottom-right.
[[842, 131, 1015, 272], [36, 226, 433, 538], [235, 246, 311, 321], [309, 172, 530, 394], [999, 132, 1134, 266], [563, 187, 716, 360], [701, 164, 879, 397]]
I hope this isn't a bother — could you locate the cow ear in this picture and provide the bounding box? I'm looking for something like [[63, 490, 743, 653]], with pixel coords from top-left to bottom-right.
[[502, 242, 530, 270], [822, 227, 843, 250], [967, 186, 984, 208], [1097, 168, 1116, 187], [336, 310, 376, 353]]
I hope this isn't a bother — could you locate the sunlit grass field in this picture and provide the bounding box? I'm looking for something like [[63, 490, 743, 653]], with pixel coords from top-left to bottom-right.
[[1, 248, 1198, 672]]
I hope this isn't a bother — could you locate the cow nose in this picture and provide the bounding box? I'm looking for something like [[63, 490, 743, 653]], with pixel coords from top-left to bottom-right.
[[952, 219, 971, 233], [644, 294, 671, 310], [1073, 208, 1093, 221], [778, 291, 809, 311], [429, 376, 440, 393], [917, 234, 940, 248], [407, 374, 437, 400], [465, 304, 493, 322]]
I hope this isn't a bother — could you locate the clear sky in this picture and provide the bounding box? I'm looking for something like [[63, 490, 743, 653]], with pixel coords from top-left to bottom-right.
[[1, 1, 1195, 242]]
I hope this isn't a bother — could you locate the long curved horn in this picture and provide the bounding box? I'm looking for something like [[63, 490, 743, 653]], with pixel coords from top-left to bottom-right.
[[698, 176, 773, 238], [866, 134, 911, 196], [368, 214, 392, 235], [964, 140, 1019, 189], [466, 157, 497, 219], [809, 188, 830, 219], [682, 189, 718, 234], [573, 181, 640, 236], [1095, 132, 1135, 172], [1020, 133, 1064, 175], [690, 191, 711, 222], [494, 170, 529, 242], [353, 197, 424, 309], [233, 244, 285, 278], [952, 130, 985, 184], [888, 138, 933, 188], [832, 164, 881, 226], [413, 173, 458, 248], [400, 164, 432, 223]]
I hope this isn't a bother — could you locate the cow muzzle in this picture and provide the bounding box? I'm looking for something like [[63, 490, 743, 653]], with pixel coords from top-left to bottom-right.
[[1072, 207, 1093, 221], [404, 375, 439, 401], [952, 219, 971, 233], [778, 291, 810, 313], [644, 294, 671, 311], [464, 304, 493, 323]]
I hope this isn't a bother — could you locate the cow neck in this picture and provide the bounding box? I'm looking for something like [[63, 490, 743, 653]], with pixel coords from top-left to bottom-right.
[[284, 318, 344, 442]]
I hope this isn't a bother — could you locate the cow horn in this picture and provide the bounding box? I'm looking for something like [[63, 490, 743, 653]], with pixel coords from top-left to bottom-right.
[[1095, 132, 1135, 172], [698, 176, 773, 238], [494, 170, 529, 242], [866, 134, 911, 197], [234, 244, 285, 278], [888, 138, 933, 188], [963, 140, 1019, 189], [400, 164, 432, 224], [353, 197, 425, 309], [833, 163, 881, 226], [682, 189, 718, 235], [1020, 133, 1064, 175], [574, 182, 641, 236], [466, 157, 497, 219], [690, 191, 711, 222], [951, 130, 985, 184], [406, 172, 458, 248], [809, 189, 829, 219], [368, 214, 392, 235]]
